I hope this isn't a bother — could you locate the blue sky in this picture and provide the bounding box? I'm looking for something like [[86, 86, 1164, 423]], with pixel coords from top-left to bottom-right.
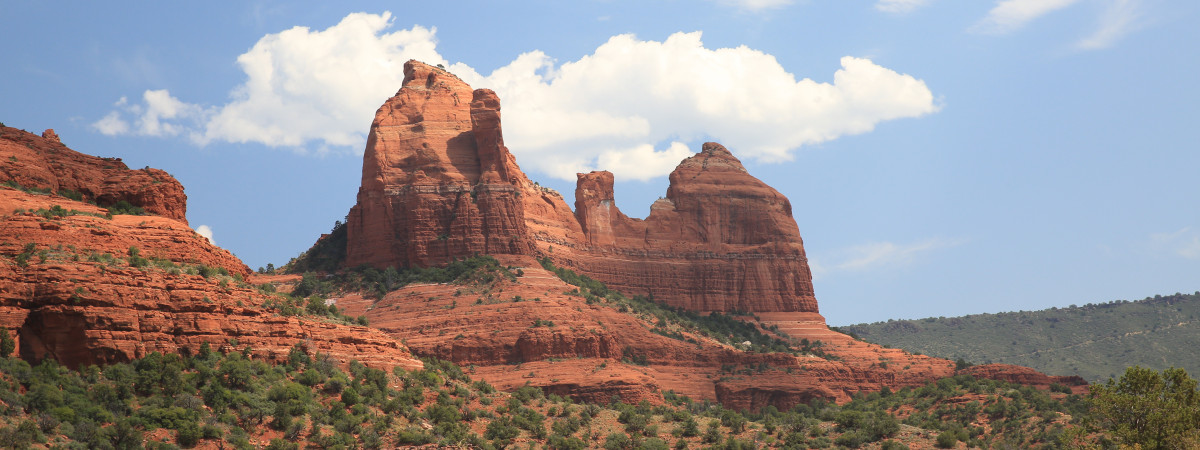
[[2, 0, 1197, 325]]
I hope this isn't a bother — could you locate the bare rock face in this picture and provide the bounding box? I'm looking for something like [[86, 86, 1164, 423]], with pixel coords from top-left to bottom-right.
[[344, 61, 816, 314], [554, 143, 817, 313], [345, 61, 535, 269], [0, 194, 421, 372], [0, 135, 421, 372], [0, 126, 188, 223]]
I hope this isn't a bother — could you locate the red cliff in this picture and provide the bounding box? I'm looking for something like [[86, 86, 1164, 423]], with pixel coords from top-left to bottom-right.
[[552, 142, 817, 313], [344, 62, 535, 269], [344, 60, 816, 315], [0, 126, 421, 371], [0, 126, 188, 223]]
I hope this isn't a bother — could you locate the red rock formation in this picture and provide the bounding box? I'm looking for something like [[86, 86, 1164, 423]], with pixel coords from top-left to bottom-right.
[[334, 255, 954, 407], [0, 126, 188, 222], [344, 61, 815, 315], [552, 143, 817, 313], [345, 62, 535, 269], [0, 134, 421, 371], [331, 61, 1083, 407]]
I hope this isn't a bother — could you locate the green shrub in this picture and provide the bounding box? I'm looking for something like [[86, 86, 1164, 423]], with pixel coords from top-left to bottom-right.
[[105, 200, 145, 216], [57, 189, 83, 201], [935, 430, 958, 448], [176, 420, 202, 447], [549, 434, 587, 450], [0, 330, 13, 358], [603, 432, 632, 450], [0, 420, 41, 449], [197, 265, 221, 279], [265, 438, 299, 450], [1088, 366, 1200, 449], [128, 246, 149, 268], [485, 416, 520, 447], [14, 243, 36, 268]]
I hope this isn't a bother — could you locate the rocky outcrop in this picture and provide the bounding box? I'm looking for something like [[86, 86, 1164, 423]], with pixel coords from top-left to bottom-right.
[[343, 61, 815, 314], [0, 192, 248, 278], [959, 364, 1089, 394], [551, 143, 817, 313], [0, 126, 188, 222], [0, 139, 422, 372], [345, 62, 535, 269]]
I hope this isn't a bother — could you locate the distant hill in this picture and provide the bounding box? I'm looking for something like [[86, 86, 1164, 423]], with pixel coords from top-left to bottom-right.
[[840, 292, 1200, 382]]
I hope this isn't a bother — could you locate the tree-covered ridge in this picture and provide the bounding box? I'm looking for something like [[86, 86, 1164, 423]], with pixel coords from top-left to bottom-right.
[[4, 339, 1191, 449], [841, 292, 1200, 381], [0, 346, 1104, 449]]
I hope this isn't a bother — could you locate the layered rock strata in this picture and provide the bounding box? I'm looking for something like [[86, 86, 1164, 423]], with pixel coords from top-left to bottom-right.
[[345, 63, 535, 269], [344, 60, 815, 314], [0, 127, 421, 371], [0, 126, 188, 222], [334, 255, 955, 407], [555, 144, 816, 312]]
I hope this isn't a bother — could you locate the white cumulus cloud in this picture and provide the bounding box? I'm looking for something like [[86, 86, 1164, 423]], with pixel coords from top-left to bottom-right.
[[195, 224, 215, 245], [875, 0, 933, 14], [93, 90, 207, 138], [200, 13, 448, 150], [137, 89, 205, 137], [471, 32, 939, 180], [595, 142, 696, 182], [94, 12, 939, 182], [92, 111, 129, 135], [974, 0, 1083, 34]]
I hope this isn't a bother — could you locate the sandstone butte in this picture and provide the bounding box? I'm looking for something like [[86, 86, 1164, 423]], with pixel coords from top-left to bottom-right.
[[333, 60, 1087, 409], [0, 125, 422, 372], [346, 61, 815, 315]]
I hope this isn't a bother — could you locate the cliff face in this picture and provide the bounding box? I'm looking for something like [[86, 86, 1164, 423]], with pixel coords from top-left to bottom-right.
[[344, 62, 535, 269], [0, 127, 421, 371], [0, 126, 188, 223], [554, 143, 817, 313], [348, 63, 535, 270], [344, 60, 816, 314]]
